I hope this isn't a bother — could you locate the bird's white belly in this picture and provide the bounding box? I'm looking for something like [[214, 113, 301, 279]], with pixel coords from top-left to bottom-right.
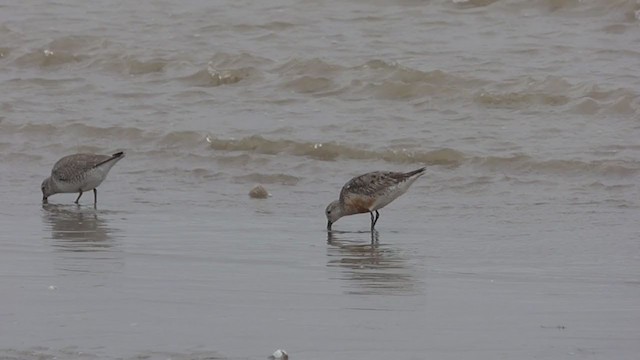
[[55, 169, 106, 193], [79, 173, 106, 191], [371, 186, 406, 210], [369, 178, 420, 211]]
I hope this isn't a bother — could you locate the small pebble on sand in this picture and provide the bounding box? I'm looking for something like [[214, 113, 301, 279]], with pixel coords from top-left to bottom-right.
[[269, 349, 288, 360], [249, 185, 270, 199]]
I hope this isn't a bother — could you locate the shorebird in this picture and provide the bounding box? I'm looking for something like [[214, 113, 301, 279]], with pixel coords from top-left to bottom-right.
[[325, 167, 426, 231], [41, 152, 125, 205]]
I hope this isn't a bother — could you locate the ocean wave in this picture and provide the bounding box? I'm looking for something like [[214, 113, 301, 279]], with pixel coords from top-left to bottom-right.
[[84, 54, 173, 76], [207, 52, 274, 69], [124, 57, 167, 75], [205, 135, 639, 177], [198, 21, 297, 33], [273, 58, 482, 100], [6, 35, 169, 76], [181, 66, 257, 87], [273, 58, 346, 96], [10, 35, 103, 68], [489, 0, 640, 16], [353, 60, 482, 100], [176, 53, 269, 87], [224, 55, 637, 112], [282, 76, 336, 94], [475, 75, 639, 114], [157, 130, 207, 147], [573, 84, 640, 114], [6, 37, 636, 116], [475, 75, 572, 108], [473, 154, 639, 177], [232, 21, 298, 32], [275, 58, 346, 76], [206, 134, 464, 165], [3, 121, 638, 178], [475, 91, 570, 108], [451, 0, 500, 9], [1, 123, 151, 149], [233, 173, 300, 185], [14, 48, 87, 68], [1, 122, 209, 151]]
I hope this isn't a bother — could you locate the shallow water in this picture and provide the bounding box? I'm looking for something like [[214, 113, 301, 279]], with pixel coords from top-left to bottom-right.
[[1, 0, 640, 359]]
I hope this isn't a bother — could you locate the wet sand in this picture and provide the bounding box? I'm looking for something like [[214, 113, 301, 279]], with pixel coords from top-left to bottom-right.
[[1, 163, 638, 359]]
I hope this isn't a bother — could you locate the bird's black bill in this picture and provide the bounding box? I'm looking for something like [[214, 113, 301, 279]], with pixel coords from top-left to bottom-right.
[[42, 197, 48, 203], [327, 221, 333, 231]]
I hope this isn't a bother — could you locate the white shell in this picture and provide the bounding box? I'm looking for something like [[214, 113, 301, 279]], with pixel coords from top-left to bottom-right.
[[269, 349, 288, 360]]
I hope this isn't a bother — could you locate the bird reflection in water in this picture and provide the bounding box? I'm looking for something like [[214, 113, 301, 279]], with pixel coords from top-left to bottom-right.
[[326, 231, 418, 295], [42, 203, 123, 274]]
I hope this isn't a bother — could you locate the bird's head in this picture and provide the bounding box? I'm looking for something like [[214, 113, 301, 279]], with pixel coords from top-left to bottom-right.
[[41, 177, 54, 202], [325, 200, 343, 231]]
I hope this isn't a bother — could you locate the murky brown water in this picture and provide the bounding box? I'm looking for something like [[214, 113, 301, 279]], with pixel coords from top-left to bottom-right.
[[1, 0, 640, 359]]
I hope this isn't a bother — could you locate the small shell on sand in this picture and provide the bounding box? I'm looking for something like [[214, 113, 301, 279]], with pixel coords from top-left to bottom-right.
[[268, 349, 288, 360], [249, 185, 270, 199]]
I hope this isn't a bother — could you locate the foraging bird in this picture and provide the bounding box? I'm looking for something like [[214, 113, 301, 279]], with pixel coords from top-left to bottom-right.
[[41, 152, 125, 205], [325, 167, 426, 231]]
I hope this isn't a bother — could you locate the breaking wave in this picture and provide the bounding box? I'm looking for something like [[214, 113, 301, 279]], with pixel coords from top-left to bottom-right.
[[206, 134, 464, 165], [2, 120, 638, 178]]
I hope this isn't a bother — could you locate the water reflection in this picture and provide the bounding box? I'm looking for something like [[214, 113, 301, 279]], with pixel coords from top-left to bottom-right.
[[41, 204, 123, 274], [326, 231, 418, 295]]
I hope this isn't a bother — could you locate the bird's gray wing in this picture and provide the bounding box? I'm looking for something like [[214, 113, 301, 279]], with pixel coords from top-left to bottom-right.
[[339, 171, 408, 202], [51, 154, 111, 181]]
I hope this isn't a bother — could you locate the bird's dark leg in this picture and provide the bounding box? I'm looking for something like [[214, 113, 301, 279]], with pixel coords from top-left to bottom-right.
[[93, 188, 98, 205], [75, 190, 83, 204], [370, 211, 375, 231], [373, 210, 380, 227]]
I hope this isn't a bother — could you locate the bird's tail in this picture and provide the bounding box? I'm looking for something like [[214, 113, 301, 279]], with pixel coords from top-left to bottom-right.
[[95, 151, 125, 168], [405, 167, 426, 177]]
